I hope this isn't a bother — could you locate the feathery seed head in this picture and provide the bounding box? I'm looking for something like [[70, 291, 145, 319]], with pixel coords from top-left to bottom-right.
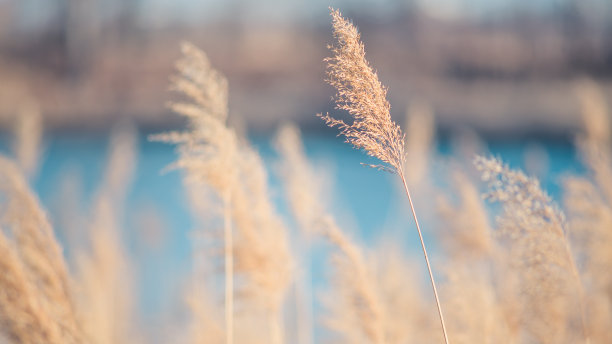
[[320, 9, 405, 174], [474, 155, 565, 232], [152, 42, 238, 194]]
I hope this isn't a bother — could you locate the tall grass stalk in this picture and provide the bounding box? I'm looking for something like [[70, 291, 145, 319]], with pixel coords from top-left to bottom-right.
[[0, 157, 84, 344], [223, 191, 233, 344], [152, 42, 237, 344], [75, 122, 139, 344], [276, 124, 387, 343], [564, 78, 612, 343], [399, 174, 449, 343], [13, 102, 42, 179], [154, 42, 293, 344], [320, 9, 449, 343], [476, 155, 589, 343], [274, 124, 314, 344]]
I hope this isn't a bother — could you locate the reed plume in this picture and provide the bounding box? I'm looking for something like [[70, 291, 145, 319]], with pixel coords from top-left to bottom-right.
[[186, 283, 224, 344], [372, 244, 435, 344], [230, 146, 293, 333], [275, 124, 324, 233], [437, 171, 493, 260], [319, 9, 404, 175], [0, 229, 64, 344], [319, 217, 386, 344], [0, 157, 84, 344], [155, 42, 292, 344], [276, 124, 387, 343], [574, 79, 612, 204], [564, 177, 612, 343], [274, 124, 316, 344], [152, 41, 237, 344], [437, 170, 518, 343], [74, 122, 140, 344], [475, 155, 588, 343], [319, 9, 448, 343], [563, 79, 612, 342]]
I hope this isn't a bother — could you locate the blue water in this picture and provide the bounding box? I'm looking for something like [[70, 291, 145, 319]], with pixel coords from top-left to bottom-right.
[[8, 131, 584, 334]]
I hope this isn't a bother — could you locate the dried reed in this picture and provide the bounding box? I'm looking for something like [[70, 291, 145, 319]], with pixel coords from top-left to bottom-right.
[[275, 124, 324, 233], [475, 155, 588, 343], [0, 157, 83, 344], [13, 102, 42, 179], [319, 216, 386, 344], [276, 124, 387, 343], [563, 79, 612, 343], [372, 244, 435, 344], [152, 41, 237, 344], [437, 171, 493, 260], [574, 79, 612, 204], [155, 42, 293, 344], [319, 9, 449, 343], [0, 229, 63, 344], [74, 123, 139, 344], [274, 124, 315, 344], [437, 170, 517, 343]]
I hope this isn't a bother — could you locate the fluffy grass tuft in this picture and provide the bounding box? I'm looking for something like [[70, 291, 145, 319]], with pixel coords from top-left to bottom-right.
[[319, 9, 449, 343]]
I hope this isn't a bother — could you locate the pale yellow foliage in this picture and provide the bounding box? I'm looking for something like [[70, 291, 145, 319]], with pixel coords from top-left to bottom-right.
[[319, 9, 405, 174], [437, 169, 517, 343], [0, 230, 63, 344], [0, 157, 83, 344], [155, 42, 293, 344], [574, 78, 612, 204], [186, 286, 224, 344], [404, 102, 434, 186], [438, 171, 493, 259], [373, 245, 437, 344], [564, 79, 612, 343], [275, 124, 323, 233], [276, 124, 387, 344], [152, 42, 237, 195], [13, 103, 42, 179], [476, 155, 586, 343], [440, 265, 510, 344], [231, 147, 293, 315], [320, 10, 448, 342], [74, 123, 139, 344], [575, 79, 609, 146], [319, 217, 386, 344]]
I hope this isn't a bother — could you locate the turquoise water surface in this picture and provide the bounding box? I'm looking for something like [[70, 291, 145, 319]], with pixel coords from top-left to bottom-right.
[[9, 130, 584, 338]]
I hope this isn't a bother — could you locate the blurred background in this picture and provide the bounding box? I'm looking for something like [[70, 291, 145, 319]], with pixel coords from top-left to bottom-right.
[[1, 0, 611, 341], [1, 0, 611, 134]]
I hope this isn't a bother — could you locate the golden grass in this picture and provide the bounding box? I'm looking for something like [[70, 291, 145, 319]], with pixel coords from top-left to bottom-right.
[[0, 157, 84, 344], [152, 41, 239, 344], [154, 42, 293, 344], [319, 8, 449, 343], [276, 123, 399, 343], [0, 229, 64, 344], [1, 9, 612, 344], [319, 9, 404, 175], [13, 102, 42, 179], [476, 155, 588, 343], [74, 123, 140, 344], [563, 79, 612, 343]]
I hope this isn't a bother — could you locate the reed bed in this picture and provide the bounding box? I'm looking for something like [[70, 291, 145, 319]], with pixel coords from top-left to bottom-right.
[[0, 7, 611, 344], [319, 9, 449, 343]]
